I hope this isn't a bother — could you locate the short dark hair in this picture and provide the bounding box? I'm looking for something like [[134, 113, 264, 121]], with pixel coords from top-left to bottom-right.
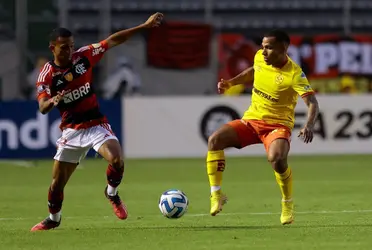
[[264, 29, 290, 45], [49, 27, 72, 42]]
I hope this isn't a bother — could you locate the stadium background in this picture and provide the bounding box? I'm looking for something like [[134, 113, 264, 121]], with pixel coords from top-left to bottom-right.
[[1, 0, 371, 159], [1, 1, 372, 250]]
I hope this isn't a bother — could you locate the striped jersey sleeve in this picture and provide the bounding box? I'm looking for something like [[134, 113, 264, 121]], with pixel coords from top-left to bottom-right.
[[36, 62, 52, 101]]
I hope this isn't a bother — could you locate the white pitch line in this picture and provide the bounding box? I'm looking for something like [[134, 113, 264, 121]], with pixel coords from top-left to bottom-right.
[[0, 160, 35, 168], [188, 209, 372, 217], [1, 209, 372, 221]]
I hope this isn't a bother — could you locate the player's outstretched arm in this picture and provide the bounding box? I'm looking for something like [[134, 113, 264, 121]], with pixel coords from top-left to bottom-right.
[[218, 67, 254, 94], [298, 94, 319, 143], [105, 12, 164, 49], [227, 67, 254, 86]]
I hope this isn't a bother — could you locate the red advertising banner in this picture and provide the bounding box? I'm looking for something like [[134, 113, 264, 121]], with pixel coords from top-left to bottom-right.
[[147, 21, 212, 69], [218, 34, 372, 93]]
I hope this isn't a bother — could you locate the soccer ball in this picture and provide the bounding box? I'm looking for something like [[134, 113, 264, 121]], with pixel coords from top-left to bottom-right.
[[158, 189, 189, 219]]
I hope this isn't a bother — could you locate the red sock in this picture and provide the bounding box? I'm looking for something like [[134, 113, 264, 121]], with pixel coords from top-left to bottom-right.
[[106, 164, 124, 188], [48, 187, 64, 214]]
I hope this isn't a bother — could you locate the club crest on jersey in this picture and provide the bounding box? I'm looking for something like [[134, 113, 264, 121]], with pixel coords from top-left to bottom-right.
[[275, 73, 284, 84], [301, 72, 306, 78], [75, 63, 87, 75], [64, 73, 73, 82]]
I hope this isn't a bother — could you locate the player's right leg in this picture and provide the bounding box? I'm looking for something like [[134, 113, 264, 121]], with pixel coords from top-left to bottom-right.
[[31, 128, 86, 231], [207, 119, 260, 216], [30, 160, 78, 231]]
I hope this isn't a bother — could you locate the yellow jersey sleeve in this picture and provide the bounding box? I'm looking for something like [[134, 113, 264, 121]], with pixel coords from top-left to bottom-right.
[[253, 49, 262, 65], [224, 84, 245, 96], [292, 70, 314, 97]]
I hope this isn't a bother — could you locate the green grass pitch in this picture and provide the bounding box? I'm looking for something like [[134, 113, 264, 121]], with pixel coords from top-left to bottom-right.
[[1, 155, 372, 250]]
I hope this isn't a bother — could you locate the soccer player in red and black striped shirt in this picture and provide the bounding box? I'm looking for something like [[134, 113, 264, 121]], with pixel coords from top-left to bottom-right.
[[31, 13, 163, 231]]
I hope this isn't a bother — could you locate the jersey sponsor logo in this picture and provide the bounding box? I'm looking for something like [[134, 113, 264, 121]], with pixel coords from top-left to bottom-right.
[[52, 71, 62, 77], [63, 82, 91, 103], [304, 85, 312, 91], [92, 47, 105, 56], [253, 88, 279, 102]]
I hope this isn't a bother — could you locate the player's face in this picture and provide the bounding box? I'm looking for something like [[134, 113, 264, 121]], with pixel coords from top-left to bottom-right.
[[52, 36, 75, 64], [261, 37, 287, 66]]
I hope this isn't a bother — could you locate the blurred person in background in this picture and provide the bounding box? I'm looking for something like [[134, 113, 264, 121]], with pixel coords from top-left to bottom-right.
[[26, 57, 49, 99], [101, 56, 141, 99], [340, 75, 357, 94], [219, 37, 258, 96]]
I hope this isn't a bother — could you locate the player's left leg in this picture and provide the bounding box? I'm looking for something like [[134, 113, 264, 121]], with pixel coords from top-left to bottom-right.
[[92, 124, 127, 220], [263, 128, 293, 225]]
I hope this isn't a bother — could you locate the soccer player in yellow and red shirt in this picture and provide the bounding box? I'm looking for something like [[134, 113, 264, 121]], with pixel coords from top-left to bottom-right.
[[207, 30, 319, 225]]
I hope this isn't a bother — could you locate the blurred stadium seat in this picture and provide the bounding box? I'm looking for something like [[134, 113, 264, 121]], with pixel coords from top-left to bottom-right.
[[1, 0, 372, 99], [1, 0, 371, 41], [61, 0, 363, 36]]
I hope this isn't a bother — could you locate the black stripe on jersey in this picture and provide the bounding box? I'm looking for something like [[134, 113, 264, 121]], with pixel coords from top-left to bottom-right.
[[63, 106, 104, 125]]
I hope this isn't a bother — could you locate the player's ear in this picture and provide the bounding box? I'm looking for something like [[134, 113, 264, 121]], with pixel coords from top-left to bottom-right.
[[49, 43, 55, 52], [283, 42, 289, 51]]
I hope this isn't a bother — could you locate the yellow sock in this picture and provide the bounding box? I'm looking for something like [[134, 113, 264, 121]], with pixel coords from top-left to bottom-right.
[[274, 167, 293, 201], [206, 150, 225, 192]]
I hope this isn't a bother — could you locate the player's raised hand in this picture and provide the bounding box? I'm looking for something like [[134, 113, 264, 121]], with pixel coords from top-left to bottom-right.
[[144, 12, 164, 28], [298, 126, 313, 144], [217, 79, 231, 94], [51, 91, 65, 106]]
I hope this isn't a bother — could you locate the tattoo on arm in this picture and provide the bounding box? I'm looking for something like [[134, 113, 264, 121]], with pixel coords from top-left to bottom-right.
[[303, 94, 319, 128]]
